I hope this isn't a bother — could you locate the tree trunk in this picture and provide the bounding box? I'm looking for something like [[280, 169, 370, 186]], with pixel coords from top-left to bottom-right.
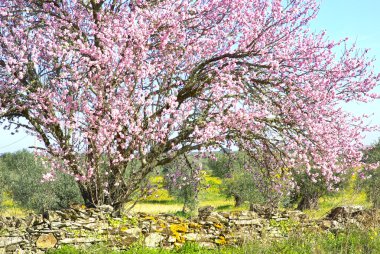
[[234, 193, 243, 207], [297, 194, 319, 210], [77, 183, 97, 208]]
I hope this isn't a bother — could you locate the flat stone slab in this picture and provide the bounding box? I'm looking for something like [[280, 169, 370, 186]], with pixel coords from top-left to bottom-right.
[[0, 237, 24, 247]]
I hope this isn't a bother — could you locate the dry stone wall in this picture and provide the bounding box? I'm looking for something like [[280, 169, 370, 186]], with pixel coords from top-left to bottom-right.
[[0, 205, 378, 253]]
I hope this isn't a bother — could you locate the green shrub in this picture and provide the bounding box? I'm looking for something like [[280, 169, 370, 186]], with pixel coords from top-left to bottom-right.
[[287, 168, 350, 210], [207, 152, 282, 207], [162, 154, 206, 213], [0, 150, 83, 212], [360, 139, 380, 208]]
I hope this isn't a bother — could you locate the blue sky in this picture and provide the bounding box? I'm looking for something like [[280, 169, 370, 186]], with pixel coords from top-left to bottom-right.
[[310, 0, 380, 145], [0, 0, 380, 153]]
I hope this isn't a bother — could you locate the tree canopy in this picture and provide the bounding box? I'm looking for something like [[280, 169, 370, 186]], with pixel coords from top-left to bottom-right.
[[0, 0, 378, 209]]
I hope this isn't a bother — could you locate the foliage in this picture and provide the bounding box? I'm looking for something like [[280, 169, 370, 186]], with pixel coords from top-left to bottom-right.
[[208, 152, 288, 207], [163, 155, 204, 213], [0, 0, 378, 209], [287, 168, 351, 210], [222, 169, 267, 207], [304, 174, 370, 219], [0, 150, 82, 212], [0, 160, 4, 209], [206, 152, 233, 178], [360, 139, 380, 208]]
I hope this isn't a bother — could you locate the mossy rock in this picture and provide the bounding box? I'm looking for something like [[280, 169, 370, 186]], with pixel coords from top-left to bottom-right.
[[215, 236, 226, 245], [170, 223, 188, 233]]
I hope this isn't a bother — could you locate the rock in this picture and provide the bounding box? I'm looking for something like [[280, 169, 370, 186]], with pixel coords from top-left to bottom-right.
[[141, 221, 151, 233], [5, 244, 19, 252], [43, 211, 61, 222], [198, 206, 214, 218], [124, 228, 142, 238], [287, 210, 307, 221], [36, 233, 57, 249], [59, 238, 103, 244], [233, 219, 262, 226], [29, 215, 44, 227], [144, 233, 164, 248], [238, 212, 258, 220], [249, 204, 277, 217], [327, 206, 364, 221], [0, 237, 24, 247], [98, 205, 114, 213], [205, 215, 220, 224], [184, 233, 200, 241], [211, 212, 229, 223], [167, 236, 176, 243], [320, 220, 332, 229]]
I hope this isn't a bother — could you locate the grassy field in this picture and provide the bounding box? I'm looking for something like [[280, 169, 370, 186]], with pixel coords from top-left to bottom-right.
[[0, 171, 370, 218], [303, 173, 370, 219], [127, 173, 245, 215], [126, 172, 370, 219]]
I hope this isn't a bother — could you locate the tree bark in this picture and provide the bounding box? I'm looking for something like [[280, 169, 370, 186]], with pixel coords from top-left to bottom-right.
[[234, 193, 243, 207], [297, 194, 319, 210], [77, 182, 97, 208]]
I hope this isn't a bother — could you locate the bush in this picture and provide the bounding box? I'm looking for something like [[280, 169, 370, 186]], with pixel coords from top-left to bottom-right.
[[208, 152, 284, 207], [163, 154, 204, 213], [287, 168, 350, 210], [360, 139, 380, 208], [206, 151, 232, 178], [221, 169, 267, 207], [0, 150, 83, 212]]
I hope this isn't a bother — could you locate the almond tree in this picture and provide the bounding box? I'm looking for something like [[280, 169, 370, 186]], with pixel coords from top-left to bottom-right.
[[0, 0, 378, 210]]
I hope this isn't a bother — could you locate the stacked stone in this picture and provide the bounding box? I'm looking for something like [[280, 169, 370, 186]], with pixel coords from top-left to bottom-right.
[[0, 205, 376, 253]]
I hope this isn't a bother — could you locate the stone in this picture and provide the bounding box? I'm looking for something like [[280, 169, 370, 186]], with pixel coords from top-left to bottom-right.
[[98, 205, 114, 213], [184, 233, 200, 241], [0, 237, 24, 247], [2, 206, 378, 252], [167, 236, 176, 243], [206, 215, 220, 224], [287, 210, 307, 221], [5, 244, 19, 252], [144, 233, 164, 248], [59, 238, 103, 244], [50, 222, 67, 229], [43, 211, 61, 222], [212, 212, 229, 223], [320, 220, 332, 229], [124, 228, 142, 238], [36, 233, 57, 249], [198, 206, 214, 218], [327, 206, 364, 220], [233, 219, 262, 226]]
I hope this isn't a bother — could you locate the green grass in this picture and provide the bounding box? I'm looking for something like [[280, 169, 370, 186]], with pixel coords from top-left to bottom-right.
[[304, 173, 371, 219], [133, 171, 369, 216], [1, 170, 370, 217], [0, 191, 30, 217], [128, 172, 238, 214]]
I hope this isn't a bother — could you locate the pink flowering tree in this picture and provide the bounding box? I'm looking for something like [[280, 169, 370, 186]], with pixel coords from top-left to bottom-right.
[[0, 0, 379, 210]]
